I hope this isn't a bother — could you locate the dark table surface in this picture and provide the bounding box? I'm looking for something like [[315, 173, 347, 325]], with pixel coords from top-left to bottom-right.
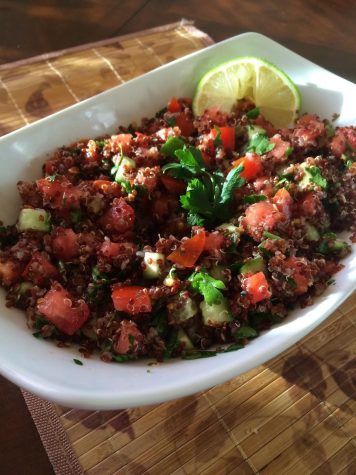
[[0, 1, 355, 474]]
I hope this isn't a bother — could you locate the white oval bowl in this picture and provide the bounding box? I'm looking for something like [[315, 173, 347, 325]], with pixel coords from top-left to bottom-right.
[[0, 32, 355, 409]]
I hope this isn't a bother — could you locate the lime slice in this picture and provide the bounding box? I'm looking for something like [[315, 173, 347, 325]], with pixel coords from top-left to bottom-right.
[[192, 57, 301, 128]]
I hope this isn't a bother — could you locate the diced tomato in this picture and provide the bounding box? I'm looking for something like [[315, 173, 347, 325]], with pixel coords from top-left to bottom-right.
[[268, 134, 291, 160], [160, 175, 186, 195], [23, 252, 58, 286], [114, 320, 144, 355], [232, 153, 262, 181], [211, 127, 235, 152], [283, 257, 310, 295], [52, 228, 79, 262], [93, 180, 122, 197], [242, 201, 283, 241], [204, 232, 225, 252], [112, 286, 152, 314], [45, 159, 56, 175], [330, 127, 356, 157], [0, 259, 24, 286], [298, 192, 319, 217], [37, 283, 90, 335], [242, 271, 272, 304], [273, 188, 293, 218], [167, 96, 182, 113], [293, 114, 325, 145], [98, 198, 135, 234], [100, 240, 137, 260], [175, 113, 195, 137], [36, 176, 80, 209], [167, 231, 206, 267], [108, 134, 132, 154]]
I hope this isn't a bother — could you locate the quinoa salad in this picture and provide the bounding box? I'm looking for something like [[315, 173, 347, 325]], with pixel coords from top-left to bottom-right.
[[0, 97, 355, 363]]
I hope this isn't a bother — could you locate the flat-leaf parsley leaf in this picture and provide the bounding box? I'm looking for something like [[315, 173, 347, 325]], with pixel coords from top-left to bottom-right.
[[188, 270, 226, 305]]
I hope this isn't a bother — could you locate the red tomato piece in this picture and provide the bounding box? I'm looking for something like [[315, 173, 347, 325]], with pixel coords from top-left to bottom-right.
[[36, 176, 80, 209], [112, 286, 152, 314], [211, 127, 235, 152], [293, 114, 325, 145], [242, 271, 272, 304], [175, 113, 195, 137], [37, 283, 90, 335], [23, 252, 58, 286], [243, 201, 283, 241], [160, 175, 186, 195], [204, 232, 225, 252], [298, 192, 320, 217], [0, 259, 24, 286], [98, 198, 135, 234], [52, 228, 79, 262], [93, 180, 122, 197], [232, 153, 262, 181], [100, 240, 135, 258], [114, 320, 144, 355], [108, 134, 132, 154], [269, 134, 291, 160], [273, 188, 293, 218], [167, 96, 182, 113], [283, 257, 310, 295], [167, 232, 206, 267]]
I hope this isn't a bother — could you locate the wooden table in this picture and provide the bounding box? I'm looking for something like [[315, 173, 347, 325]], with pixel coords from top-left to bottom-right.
[[0, 1, 355, 474]]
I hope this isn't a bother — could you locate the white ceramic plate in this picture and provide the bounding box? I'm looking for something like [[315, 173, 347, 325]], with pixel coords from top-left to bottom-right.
[[0, 32, 355, 409]]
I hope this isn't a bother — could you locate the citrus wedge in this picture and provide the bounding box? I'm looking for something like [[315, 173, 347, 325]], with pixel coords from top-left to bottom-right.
[[193, 57, 301, 128]]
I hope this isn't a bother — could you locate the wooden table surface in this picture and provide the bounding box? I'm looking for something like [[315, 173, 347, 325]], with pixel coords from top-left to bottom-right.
[[0, 1, 355, 474]]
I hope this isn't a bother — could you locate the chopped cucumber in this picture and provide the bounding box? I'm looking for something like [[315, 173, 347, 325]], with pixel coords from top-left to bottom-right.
[[210, 265, 228, 283], [305, 223, 320, 241], [17, 208, 51, 232], [200, 297, 233, 326], [246, 124, 266, 139], [240, 256, 266, 275], [217, 223, 240, 242], [114, 157, 136, 182], [143, 252, 165, 279], [177, 328, 194, 350], [168, 293, 198, 323]]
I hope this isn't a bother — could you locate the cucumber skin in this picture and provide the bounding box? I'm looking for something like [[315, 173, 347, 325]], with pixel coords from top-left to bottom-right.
[[200, 298, 233, 326], [240, 256, 266, 275]]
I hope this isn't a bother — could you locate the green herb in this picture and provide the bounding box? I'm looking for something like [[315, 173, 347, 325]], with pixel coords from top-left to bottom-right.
[[113, 354, 138, 363], [188, 270, 226, 305], [286, 276, 297, 289], [276, 177, 289, 188], [246, 132, 275, 155], [332, 113, 340, 122], [341, 152, 354, 169], [244, 194, 267, 204], [32, 331, 42, 339], [162, 145, 206, 181], [325, 124, 335, 138], [234, 326, 258, 339], [257, 241, 273, 258], [87, 267, 111, 303], [305, 166, 328, 189], [58, 260, 66, 274], [224, 343, 244, 352], [213, 126, 222, 147], [128, 334, 135, 346], [95, 139, 107, 148], [318, 234, 350, 254], [249, 311, 283, 329], [47, 174, 58, 182], [34, 316, 47, 330], [263, 231, 281, 240], [285, 146, 293, 157], [166, 117, 176, 127], [160, 136, 185, 157], [70, 209, 82, 224], [73, 358, 83, 366], [246, 107, 260, 119], [182, 350, 217, 360], [180, 165, 245, 225], [163, 329, 179, 359]]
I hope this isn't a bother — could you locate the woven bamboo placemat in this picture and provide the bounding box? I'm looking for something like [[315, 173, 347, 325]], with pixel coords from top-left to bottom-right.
[[1, 20, 355, 475]]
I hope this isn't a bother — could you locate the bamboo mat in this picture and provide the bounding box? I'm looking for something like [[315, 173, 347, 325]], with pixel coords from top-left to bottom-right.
[[0, 20, 355, 475]]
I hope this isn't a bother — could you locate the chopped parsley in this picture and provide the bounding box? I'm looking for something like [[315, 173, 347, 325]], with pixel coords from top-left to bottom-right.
[[188, 270, 226, 305], [246, 131, 275, 155], [246, 107, 260, 119], [183, 350, 217, 360], [162, 145, 205, 180], [224, 343, 244, 352], [73, 358, 83, 366], [244, 194, 267, 204], [47, 174, 58, 182], [305, 166, 328, 189], [213, 126, 222, 147], [113, 354, 138, 363], [234, 326, 258, 339], [263, 231, 281, 240], [166, 116, 176, 127], [160, 136, 185, 157]]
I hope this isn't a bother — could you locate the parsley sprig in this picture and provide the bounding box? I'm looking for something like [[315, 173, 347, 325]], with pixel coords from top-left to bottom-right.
[[188, 270, 226, 305], [305, 166, 328, 189], [162, 144, 206, 180]]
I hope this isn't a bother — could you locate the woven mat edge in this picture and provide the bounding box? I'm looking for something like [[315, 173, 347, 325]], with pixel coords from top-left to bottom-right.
[[22, 390, 84, 475], [0, 19, 214, 71]]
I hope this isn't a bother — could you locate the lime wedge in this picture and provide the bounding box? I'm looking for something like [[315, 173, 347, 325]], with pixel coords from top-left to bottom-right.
[[192, 57, 301, 128]]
